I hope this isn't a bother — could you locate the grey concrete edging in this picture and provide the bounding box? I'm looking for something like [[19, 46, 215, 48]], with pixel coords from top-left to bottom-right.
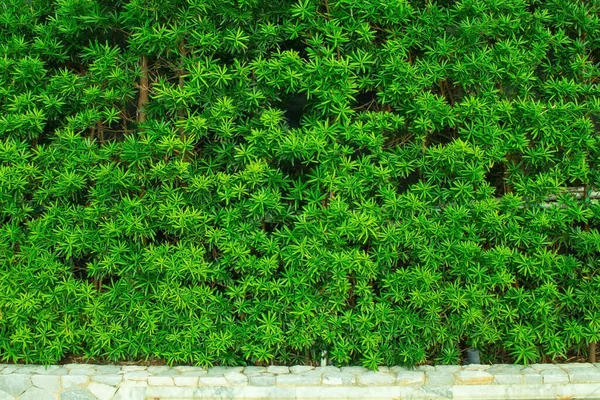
[[2, 363, 600, 399]]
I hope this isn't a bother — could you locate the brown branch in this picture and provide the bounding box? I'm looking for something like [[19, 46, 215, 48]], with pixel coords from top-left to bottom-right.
[[137, 55, 149, 123], [590, 342, 596, 363], [97, 121, 104, 143]]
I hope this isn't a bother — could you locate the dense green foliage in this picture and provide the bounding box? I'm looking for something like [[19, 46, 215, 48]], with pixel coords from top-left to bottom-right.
[[1, 0, 600, 369]]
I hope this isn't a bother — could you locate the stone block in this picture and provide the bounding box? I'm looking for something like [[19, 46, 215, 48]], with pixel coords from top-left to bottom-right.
[[356, 371, 395, 386], [455, 370, 494, 385], [541, 369, 569, 384], [266, 366, 289, 375], [199, 376, 228, 386], [32, 375, 61, 393], [206, 366, 243, 376], [88, 382, 118, 400], [521, 367, 543, 384], [147, 366, 171, 375], [492, 373, 523, 385], [224, 372, 248, 386], [18, 387, 55, 400], [61, 375, 90, 390], [148, 376, 174, 386], [96, 366, 122, 375], [434, 365, 462, 373], [277, 373, 322, 386], [289, 365, 314, 374], [425, 371, 455, 386], [67, 367, 95, 376], [395, 371, 425, 385], [322, 372, 355, 385], [173, 376, 199, 386], [91, 374, 122, 386], [60, 389, 96, 400], [0, 390, 11, 400], [463, 364, 490, 371], [340, 366, 368, 375], [249, 374, 276, 386], [567, 367, 600, 383], [121, 366, 146, 372], [242, 366, 266, 375], [417, 365, 435, 371], [0, 375, 32, 396], [155, 369, 181, 377], [123, 370, 149, 381]]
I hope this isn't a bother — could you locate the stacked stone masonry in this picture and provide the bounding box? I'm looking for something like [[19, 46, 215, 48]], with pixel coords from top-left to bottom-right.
[[1, 363, 600, 399]]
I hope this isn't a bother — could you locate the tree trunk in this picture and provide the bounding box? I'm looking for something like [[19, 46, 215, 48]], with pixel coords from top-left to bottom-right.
[[137, 55, 149, 123]]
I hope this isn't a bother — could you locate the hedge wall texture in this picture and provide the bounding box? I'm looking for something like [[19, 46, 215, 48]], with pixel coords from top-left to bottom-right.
[[1, 0, 600, 368]]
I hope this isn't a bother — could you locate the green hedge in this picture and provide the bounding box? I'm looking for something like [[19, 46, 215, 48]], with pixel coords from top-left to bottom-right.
[[1, 0, 600, 368]]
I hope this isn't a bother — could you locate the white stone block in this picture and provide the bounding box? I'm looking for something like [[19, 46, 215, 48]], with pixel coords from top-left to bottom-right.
[[395, 371, 425, 385], [249, 374, 276, 386], [199, 376, 228, 386], [455, 370, 494, 385], [88, 382, 118, 400], [567, 367, 600, 383], [322, 372, 355, 385], [173, 376, 199, 386], [32, 375, 61, 393], [356, 371, 395, 386], [276, 373, 321, 386], [148, 376, 174, 386], [123, 371, 149, 381], [289, 365, 314, 374], [91, 374, 122, 386], [61, 375, 90, 390], [541, 369, 569, 384], [266, 366, 289, 375], [18, 387, 55, 400], [425, 371, 455, 386], [224, 372, 248, 386], [340, 366, 368, 375]]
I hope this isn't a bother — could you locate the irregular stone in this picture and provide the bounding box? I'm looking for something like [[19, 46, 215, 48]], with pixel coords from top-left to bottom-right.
[[123, 371, 149, 380], [1, 366, 19, 374], [390, 366, 408, 374], [289, 365, 314, 374], [180, 370, 208, 377], [425, 371, 455, 386], [277, 373, 321, 386], [521, 368, 543, 384], [395, 371, 425, 385], [266, 366, 289, 375], [455, 370, 493, 385], [15, 366, 42, 374], [34, 366, 62, 375], [206, 367, 243, 376], [88, 382, 118, 400], [67, 367, 95, 376], [463, 364, 490, 371], [46, 368, 69, 376], [492, 373, 523, 385], [241, 366, 266, 376], [199, 376, 228, 386], [19, 387, 55, 400], [322, 372, 355, 385], [91, 375, 122, 386], [61, 375, 90, 389], [147, 366, 170, 374], [96, 366, 122, 374], [377, 366, 390, 373], [248, 374, 276, 386], [0, 389, 12, 400], [561, 363, 594, 370], [173, 376, 199, 386], [60, 389, 96, 400], [487, 364, 523, 374], [156, 369, 181, 377], [121, 366, 146, 372], [340, 366, 368, 375], [529, 363, 562, 371], [567, 368, 600, 383], [175, 366, 202, 372], [417, 365, 435, 371], [356, 371, 395, 386], [32, 375, 61, 393], [0, 374, 32, 396], [541, 369, 569, 384], [148, 376, 174, 386], [224, 372, 248, 386], [434, 365, 461, 372]]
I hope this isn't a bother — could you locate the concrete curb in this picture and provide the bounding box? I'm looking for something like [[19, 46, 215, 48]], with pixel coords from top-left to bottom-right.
[[2, 363, 600, 399]]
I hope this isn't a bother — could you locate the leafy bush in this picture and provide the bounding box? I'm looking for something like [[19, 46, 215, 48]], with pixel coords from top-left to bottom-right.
[[1, 0, 599, 369]]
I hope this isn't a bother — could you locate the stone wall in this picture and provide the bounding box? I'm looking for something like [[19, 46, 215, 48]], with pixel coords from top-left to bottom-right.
[[2, 363, 600, 399]]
